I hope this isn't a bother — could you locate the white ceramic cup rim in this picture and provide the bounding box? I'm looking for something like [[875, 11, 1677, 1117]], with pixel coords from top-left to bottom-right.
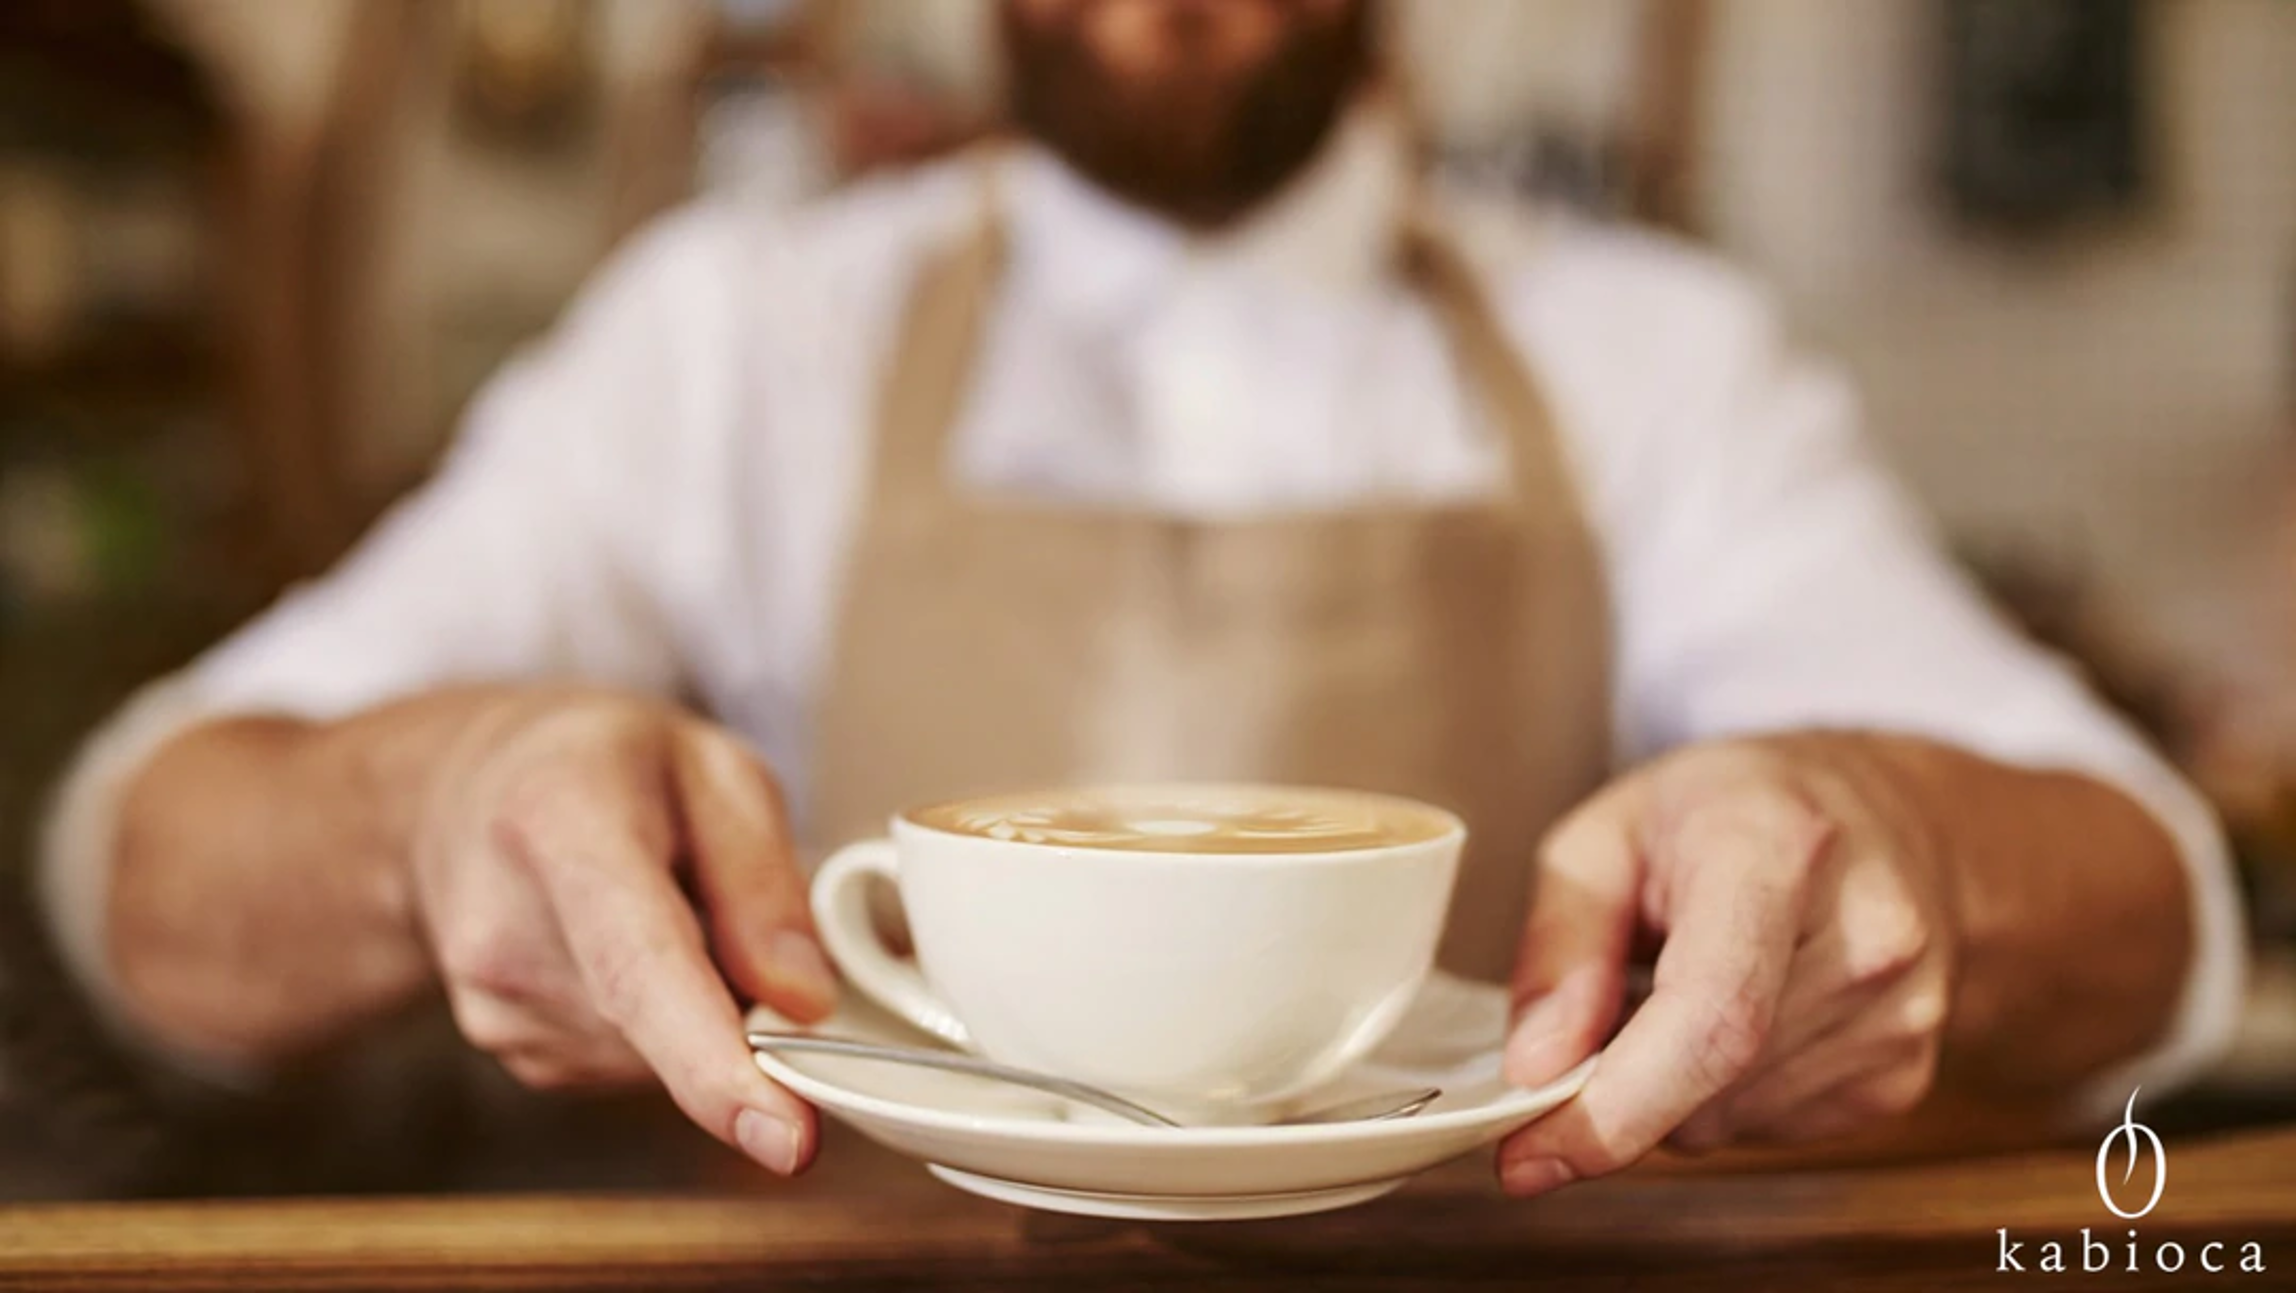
[[889, 783, 1467, 866]]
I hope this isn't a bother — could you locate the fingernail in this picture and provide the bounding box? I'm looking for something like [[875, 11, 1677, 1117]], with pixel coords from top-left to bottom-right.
[[735, 1108, 804, 1175], [766, 931, 840, 1008], [1501, 1155, 1577, 1198]]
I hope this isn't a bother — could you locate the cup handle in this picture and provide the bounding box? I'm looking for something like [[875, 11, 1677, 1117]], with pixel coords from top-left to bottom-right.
[[810, 839, 973, 1049]]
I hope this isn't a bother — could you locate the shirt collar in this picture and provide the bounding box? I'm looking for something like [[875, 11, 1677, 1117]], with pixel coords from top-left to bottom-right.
[[1001, 96, 1414, 324]]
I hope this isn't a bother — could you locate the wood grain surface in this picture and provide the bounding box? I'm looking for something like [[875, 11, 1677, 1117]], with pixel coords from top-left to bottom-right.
[[2, 1120, 2291, 1290]]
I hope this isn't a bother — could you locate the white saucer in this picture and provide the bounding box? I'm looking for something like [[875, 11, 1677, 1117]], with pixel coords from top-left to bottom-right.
[[926, 1166, 1408, 1222], [749, 973, 1592, 1220]]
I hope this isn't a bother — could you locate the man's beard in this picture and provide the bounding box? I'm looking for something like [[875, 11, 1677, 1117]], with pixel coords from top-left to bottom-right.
[[1001, 2, 1376, 228]]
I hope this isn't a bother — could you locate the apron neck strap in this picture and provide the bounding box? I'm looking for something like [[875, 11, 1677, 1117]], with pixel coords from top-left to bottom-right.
[[865, 157, 1010, 498], [1394, 205, 1580, 511]]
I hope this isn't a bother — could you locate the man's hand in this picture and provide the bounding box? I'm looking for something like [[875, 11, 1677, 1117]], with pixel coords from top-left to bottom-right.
[[1496, 737, 1956, 1196], [111, 687, 836, 1176], [406, 690, 836, 1174], [1503, 720, 2217, 1202]]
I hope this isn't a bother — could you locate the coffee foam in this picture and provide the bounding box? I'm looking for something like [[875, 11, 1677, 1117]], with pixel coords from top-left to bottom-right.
[[907, 784, 1455, 854]]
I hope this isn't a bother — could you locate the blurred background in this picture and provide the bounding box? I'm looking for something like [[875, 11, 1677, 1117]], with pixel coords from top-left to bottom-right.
[[0, 0, 2290, 1195]]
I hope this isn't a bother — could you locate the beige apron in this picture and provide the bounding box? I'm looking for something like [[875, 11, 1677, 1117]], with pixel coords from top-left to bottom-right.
[[810, 169, 1614, 981]]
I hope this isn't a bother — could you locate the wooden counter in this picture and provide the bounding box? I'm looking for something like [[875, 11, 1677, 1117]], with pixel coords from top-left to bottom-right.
[[3, 1120, 2291, 1290]]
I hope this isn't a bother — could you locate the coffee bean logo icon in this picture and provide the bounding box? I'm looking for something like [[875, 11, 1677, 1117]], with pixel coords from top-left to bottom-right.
[[2096, 1088, 2165, 1221]]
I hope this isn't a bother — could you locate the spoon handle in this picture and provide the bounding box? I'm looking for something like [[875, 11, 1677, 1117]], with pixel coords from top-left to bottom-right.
[[746, 1031, 1180, 1128]]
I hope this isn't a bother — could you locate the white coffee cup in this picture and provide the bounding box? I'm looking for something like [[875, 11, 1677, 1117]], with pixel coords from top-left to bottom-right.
[[808, 783, 1464, 1118]]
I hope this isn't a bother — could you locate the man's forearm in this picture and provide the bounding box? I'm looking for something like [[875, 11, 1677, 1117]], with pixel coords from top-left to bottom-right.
[[106, 693, 501, 1066], [1834, 733, 2193, 1095]]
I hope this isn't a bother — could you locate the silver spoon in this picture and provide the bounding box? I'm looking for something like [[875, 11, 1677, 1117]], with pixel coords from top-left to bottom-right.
[[747, 1030, 1440, 1129]]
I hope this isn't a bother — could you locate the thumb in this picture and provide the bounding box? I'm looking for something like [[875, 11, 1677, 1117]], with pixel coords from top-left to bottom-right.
[[1506, 777, 1646, 1087], [671, 721, 838, 1022]]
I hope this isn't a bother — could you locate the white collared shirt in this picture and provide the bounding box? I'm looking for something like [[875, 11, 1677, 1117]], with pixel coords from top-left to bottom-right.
[[40, 109, 2244, 1106]]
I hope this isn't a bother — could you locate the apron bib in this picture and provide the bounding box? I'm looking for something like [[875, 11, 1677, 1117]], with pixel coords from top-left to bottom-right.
[[810, 166, 1613, 981]]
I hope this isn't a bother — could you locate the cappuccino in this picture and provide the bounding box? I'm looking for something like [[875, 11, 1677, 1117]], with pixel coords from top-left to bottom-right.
[[815, 782, 1466, 1110], [907, 783, 1455, 854]]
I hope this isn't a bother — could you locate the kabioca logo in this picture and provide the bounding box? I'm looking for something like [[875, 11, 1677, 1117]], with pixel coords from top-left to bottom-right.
[[1996, 1088, 2267, 1276], [2097, 1089, 2166, 1220]]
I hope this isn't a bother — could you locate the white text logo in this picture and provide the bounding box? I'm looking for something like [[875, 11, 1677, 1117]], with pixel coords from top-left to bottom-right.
[[1995, 1088, 2265, 1276]]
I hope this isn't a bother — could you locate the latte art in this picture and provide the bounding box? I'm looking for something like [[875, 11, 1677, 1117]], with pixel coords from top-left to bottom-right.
[[909, 785, 1455, 854]]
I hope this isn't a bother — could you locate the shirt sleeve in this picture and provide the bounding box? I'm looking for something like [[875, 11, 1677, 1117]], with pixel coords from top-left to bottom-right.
[[1580, 238, 2247, 1114], [35, 207, 742, 1052]]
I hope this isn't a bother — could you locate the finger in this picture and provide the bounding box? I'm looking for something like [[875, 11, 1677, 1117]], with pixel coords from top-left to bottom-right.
[[1734, 849, 1935, 1090], [448, 988, 555, 1057], [430, 794, 641, 1057], [512, 784, 818, 1176], [498, 1037, 654, 1091], [671, 723, 837, 1021], [1671, 1028, 1872, 1152], [469, 990, 653, 1091], [450, 988, 649, 1079], [1727, 930, 1883, 1086], [426, 797, 590, 1014], [1726, 1053, 1935, 1148], [1505, 780, 1647, 1087], [1498, 786, 1827, 1197], [1694, 987, 1943, 1145]]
